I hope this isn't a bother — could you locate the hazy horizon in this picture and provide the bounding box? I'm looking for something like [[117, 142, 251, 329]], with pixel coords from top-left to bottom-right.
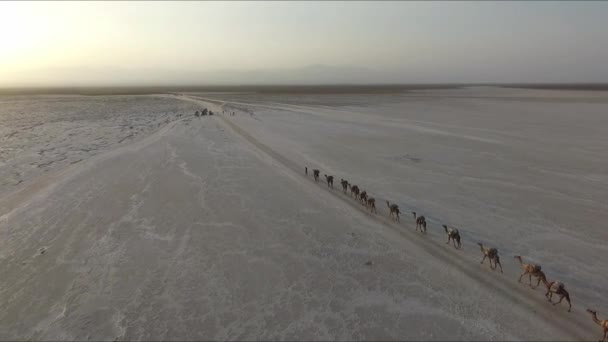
[[1, 1, 607, 87]]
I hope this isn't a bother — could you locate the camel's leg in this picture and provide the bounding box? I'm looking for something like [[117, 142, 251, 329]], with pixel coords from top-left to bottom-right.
[[554, 293, 571, 312], [533, 277, 542, 289], [518, 272, 525, 283], [452, 239, 458, 248], [396, 213, 400, 222], [446, 236, 450, 244], [497, 260, 503, 273], [480, 254, 487, 264], [553, 294, 564, 306], [602, 329, 606, 342]]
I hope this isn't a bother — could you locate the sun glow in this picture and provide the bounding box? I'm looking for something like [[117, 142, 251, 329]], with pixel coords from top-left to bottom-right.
[[0, 2, 124, 85], [0, 2, 41, 68]]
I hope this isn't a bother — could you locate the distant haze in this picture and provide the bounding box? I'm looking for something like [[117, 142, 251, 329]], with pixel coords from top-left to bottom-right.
[[1, 1, 607, 86]]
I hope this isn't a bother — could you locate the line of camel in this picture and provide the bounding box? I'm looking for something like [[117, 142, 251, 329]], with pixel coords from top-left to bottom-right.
[[305, 165, 607, 341]]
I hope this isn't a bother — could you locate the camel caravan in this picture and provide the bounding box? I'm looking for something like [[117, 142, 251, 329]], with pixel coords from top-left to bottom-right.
[[303, 164, 599, 325]]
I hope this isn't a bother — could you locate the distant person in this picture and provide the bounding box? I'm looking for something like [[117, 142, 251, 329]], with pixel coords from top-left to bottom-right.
[[305, 167, 308, 175]]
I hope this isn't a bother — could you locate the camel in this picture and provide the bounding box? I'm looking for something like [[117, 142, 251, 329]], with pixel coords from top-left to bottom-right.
[[313, 169, 320, 182], [386, 201, 400, 222], [587, 309, 608, 341], [412, 212, 427, 233], [514, 255, 543, 287], [348, 184, 360, 200], [340, 179, 348, 194], [324, 175, 334, 188], [536, 272, 571, 312], [367, 197, 377, 213], [442, 224, 461, 249], [359, 191, 368, 205], [477, 243, 503, 273]]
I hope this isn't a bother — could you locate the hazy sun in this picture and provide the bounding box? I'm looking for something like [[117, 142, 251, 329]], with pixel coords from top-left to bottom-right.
[[0, 2, 44, 68]]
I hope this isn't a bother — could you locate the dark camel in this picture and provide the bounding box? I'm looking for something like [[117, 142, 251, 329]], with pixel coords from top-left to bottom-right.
[[386, 201, 400, 222], [324, 174, 334, 188], [340, 179, 348, 194], [348, 184, 360, 200], [412, 212, 427, 233], [313, 169, 320, 182], [442, 224, 461, 249], [535, 272, 571, 312], [359, 191, 368, 205], [367, 197, 377, 213], [477, 243, 503, 273], [587, 309, 608, 341]]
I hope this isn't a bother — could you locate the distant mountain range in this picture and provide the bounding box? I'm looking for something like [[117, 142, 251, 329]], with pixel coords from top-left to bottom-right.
[[3, 64, 607, 90], [4, 64, 405, 87]]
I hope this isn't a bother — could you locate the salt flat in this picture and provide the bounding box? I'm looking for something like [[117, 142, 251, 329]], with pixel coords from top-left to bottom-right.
[[0, 95, 199, 197], [0, 88, 605, 340], [192, 87, 608, 311]]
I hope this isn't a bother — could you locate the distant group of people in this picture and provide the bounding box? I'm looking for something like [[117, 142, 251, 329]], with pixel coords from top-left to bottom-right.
[[194, 108, 213, 117]]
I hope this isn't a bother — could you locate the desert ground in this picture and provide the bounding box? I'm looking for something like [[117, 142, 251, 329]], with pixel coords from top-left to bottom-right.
[[1, 87, 607, 340]]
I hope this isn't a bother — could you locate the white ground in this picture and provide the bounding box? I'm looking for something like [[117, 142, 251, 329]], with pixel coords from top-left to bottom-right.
[[0, 95, 198, 197], [0, 88, 605, 340]]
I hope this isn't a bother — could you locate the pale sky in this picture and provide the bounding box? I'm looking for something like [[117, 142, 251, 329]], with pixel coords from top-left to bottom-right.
[[1, 1, 607, 86]]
